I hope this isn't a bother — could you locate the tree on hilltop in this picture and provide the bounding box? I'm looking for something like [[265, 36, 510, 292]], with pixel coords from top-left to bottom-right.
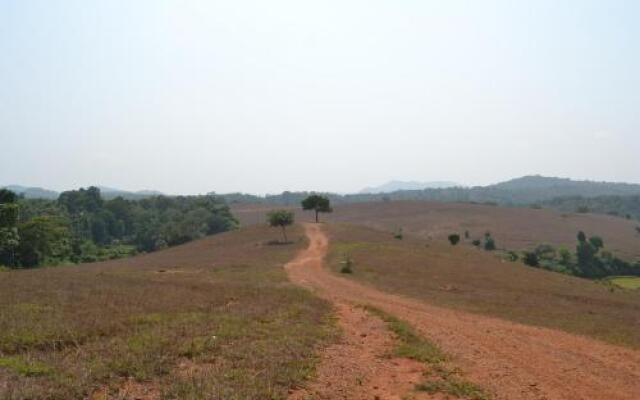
[[301, 195, 332, 223]]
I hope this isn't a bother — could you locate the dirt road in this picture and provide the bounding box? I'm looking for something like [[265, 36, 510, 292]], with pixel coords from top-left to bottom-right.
[[285, 223, 640, 400]]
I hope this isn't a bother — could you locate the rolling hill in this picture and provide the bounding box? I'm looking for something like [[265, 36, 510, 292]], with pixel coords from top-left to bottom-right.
[[231, 200, 640, 261]]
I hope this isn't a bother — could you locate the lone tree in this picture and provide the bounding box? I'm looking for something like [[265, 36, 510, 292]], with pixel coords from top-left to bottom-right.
[[301, 195, 332, 223], [448, 234, 460, 246], [267, 210, 294, 243]]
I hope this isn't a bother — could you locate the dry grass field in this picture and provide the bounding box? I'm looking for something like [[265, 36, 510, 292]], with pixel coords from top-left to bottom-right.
[[232, 201, 640, 260], [326, 223, 640, 349], [0, 225, 334, 399]]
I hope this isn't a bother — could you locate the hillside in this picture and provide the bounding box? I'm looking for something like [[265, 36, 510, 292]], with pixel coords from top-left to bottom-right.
[[218, 176, 640, 207], [0, 225, 333, 398], [543, 195, 640, 220], [232, 200, 640, 261], [326, 223, 640, 348]]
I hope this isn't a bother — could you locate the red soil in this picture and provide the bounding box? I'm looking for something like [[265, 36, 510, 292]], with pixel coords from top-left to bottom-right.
[[285, 223, 640, 400]]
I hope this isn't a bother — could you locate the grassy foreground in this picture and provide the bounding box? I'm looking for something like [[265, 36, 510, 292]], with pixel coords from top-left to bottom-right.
[[328, 224, 640, 349], [0, 225, 334, 399]]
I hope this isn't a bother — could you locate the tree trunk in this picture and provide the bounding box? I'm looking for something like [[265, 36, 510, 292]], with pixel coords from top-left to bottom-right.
[[315, 209, 319, 223], [281, 226, 288, 243]]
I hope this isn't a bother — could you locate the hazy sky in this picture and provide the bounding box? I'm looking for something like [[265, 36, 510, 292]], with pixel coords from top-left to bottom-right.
[[2, 1, 639, 194]]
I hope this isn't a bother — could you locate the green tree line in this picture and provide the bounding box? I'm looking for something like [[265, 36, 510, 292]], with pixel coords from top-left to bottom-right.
[[0, 187, 237, 268], [521, 232, 640, 279]]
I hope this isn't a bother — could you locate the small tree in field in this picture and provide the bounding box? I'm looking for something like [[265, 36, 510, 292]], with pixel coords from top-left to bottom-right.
[[448, 234, 460, 246], [301, 195, 332, 223], [267, 210, 294, 243], [484, 233, 496, 251]]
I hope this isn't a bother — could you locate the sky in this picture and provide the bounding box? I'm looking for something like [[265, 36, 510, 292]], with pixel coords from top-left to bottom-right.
[[1, 0, 639, 195]]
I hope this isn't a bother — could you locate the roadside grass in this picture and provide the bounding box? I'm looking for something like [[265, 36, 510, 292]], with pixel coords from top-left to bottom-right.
[[0, 225, 335, 399], [606, 276, 640, 290], [328, 223, 640, 349], [363, 306, 489, 400]]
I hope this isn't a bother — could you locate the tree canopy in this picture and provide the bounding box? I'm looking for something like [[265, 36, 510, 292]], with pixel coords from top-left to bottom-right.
[[267, 210, 294, 243], [0, 188, 238, 268], [301, 195, 332, 223]]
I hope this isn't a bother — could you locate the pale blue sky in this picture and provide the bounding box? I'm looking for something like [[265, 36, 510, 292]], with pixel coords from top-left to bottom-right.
[[1, 1, 639, 194]]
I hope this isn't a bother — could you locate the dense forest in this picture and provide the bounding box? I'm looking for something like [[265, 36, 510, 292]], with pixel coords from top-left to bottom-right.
[[0, 187, 237, 268]]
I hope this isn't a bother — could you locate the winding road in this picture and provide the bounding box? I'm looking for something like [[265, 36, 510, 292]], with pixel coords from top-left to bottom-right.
[[285, 223, 640, 400]]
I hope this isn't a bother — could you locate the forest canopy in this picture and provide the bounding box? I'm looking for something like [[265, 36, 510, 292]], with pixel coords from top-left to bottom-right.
[[0, 187, 237, 268]]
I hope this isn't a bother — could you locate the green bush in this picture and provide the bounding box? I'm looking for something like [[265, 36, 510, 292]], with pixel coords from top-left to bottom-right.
[[393, 228, 403, 240], [523, 252, 539, 267], [448, 234, 460, 246], [484, 236, 496, 251], [340, 256, 353, 274]]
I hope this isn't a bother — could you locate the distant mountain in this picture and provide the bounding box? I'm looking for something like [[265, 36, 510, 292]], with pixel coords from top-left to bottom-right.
[[2, 185, 59, 199], [360, 180, 460, 194], [485, 176, 640, 203], [228, 176, 640, 207]]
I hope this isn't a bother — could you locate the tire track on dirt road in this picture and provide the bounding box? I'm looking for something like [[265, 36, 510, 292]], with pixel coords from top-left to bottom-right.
[[285, 223, 640, 400]]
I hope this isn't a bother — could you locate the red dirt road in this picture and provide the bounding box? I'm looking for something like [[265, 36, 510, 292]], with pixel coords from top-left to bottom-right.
[[285, 223, 640, 400]]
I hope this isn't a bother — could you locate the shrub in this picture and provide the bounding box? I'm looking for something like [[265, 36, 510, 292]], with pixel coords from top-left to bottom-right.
[[483, 235, 496, 251], [558, 247, 572, 266], [534, 244, 556, 261], [523, 252, 539, 267], [506, 251, 519, 262], [448, 234, 460, 246], [340, 256, 353, 274], [394, 228, 403, 240], [471, 239, 481, 247], [589, 236, 604, 250]]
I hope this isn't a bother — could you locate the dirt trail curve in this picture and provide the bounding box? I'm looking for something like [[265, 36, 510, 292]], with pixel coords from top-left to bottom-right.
[[285, 223, 640, 400]]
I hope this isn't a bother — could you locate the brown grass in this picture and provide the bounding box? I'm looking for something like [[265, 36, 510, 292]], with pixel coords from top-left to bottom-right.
[[232, 201, 640, 260], [326, 223, 640, 349], [0, 225, 334, 399]]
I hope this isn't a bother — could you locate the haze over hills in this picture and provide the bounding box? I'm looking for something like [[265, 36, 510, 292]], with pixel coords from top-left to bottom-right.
[[2, 185, 59, 200], [6, 176, 640, 207], [1, 184, 165, 200], [359, 180, 460, 194]]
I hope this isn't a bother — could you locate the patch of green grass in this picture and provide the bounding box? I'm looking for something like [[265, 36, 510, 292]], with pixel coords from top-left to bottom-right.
[[363, 305, 490, 400], [607, 276, 640, 290], [0, 356, 53, 377], [417, 378, 489, 400], [363, 305, 444, 364]]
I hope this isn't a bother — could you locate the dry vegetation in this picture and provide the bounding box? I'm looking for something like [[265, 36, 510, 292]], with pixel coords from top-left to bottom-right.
[[0, 225, 334, 399], [327, 223, 640, 349], [232, 201, 640, 260]]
